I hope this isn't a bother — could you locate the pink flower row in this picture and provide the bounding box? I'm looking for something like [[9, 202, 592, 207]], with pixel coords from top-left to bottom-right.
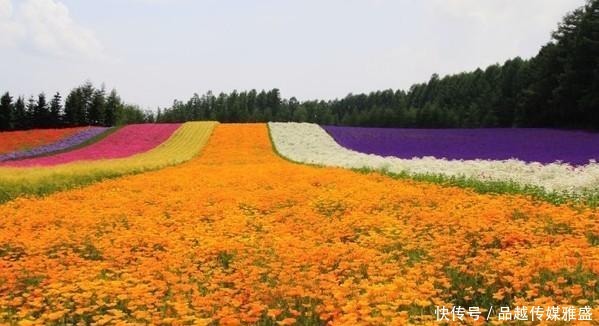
[[2, 124, 181, 167]]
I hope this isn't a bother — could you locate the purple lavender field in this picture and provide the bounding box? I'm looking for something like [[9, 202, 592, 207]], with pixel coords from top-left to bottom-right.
[[0, 126, 110, 162], [324, 126, 599, 165]]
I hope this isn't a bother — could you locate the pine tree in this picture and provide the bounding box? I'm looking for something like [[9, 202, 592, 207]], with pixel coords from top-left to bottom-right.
[[0, 92, 13, 131], [88, 88, 106, 125], [13, 97, 26, 130], [25, 96, 37, 129], [64, 89, 82, 126], [50, 92, 63, 127], [80, 81, 95, 124], [156, 108, 162, 122], [34, 93, 50, 128], [104, 89, 122, 126]]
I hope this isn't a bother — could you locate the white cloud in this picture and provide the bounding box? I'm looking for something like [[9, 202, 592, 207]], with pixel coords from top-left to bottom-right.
[[0, 0, 103, 59], [424, 0, 583, 69], [0, 0, 12, 17], [431, 0, 578, 33], [0, 0, 23, 47]]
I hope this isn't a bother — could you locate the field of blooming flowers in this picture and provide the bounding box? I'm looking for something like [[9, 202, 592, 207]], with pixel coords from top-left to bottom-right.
[[0, 127, 110, 162], [0, 127, 88, 154], [0, 122, 215, 203], [270, 123, 599, 202], [0, 123, 597, 325], [324, 126, 599, 166], [2, 124, 181, 167]]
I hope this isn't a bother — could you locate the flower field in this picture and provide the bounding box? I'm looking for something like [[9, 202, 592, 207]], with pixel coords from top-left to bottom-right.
[[270, 123, 599, 200], [0, 123, 597, 325], [0, 122, 216, 204], [0, 127, 88, 155], [2, 124, 181, 167], [324, 126, 599, 166], [0, 127, 110, 162]]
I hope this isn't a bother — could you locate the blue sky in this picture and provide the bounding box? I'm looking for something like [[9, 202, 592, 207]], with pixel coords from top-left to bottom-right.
[[0, 0, 586, 109]]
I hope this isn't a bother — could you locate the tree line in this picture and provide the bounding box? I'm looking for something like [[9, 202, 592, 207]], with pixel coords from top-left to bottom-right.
[[0, 82, 154, 131], [1, 0, 597, 131], [157, 0, 599, 129]]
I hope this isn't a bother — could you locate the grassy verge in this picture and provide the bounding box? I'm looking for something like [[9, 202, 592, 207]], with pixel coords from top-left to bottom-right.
[[0, 122, 217, 204], [355, 167, 599, 208]]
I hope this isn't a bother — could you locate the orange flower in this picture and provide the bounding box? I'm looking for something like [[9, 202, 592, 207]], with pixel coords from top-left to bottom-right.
[[277, 318, 297, 325], [0, 127, 87, 154], [0, 124, 596, 325], [267, 309, 282, 319]]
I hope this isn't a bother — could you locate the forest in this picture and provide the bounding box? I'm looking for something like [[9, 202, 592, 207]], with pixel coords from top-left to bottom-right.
[[1, 0, 597, 130], [0, 83, 153, 130]]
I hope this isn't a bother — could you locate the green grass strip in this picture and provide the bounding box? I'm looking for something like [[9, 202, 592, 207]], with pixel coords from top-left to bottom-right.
[[0, 121, 217, 204]]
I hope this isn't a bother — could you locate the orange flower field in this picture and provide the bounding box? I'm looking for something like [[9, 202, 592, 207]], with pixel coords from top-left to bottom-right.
[[1, 124, 598, 325]]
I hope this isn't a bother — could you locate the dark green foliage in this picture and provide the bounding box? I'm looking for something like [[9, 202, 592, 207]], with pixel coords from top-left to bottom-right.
[[314, 199, 347, 218], [2, 81, 152, 131], [0, 243, 26, 260], [25, 96, 36, 129], [533, 265, 599, 300], [63, 86, 84, 126], [442, 267, 510, 308], [0, 92, 13, 131], [64, 81, 95, 126], [33, 93, 50, 128], [88, 87, 106, 126], [117, 104, 154, 125], [587, 232, 599, 246], [217, 251, 235, 270], [157, 89, 285, 124], [104, 89, 121, 127], [49, 92, 63, 127], [12, 97, 26, 130], [521, 1, 599, 128], [76, 241, 103, 261]]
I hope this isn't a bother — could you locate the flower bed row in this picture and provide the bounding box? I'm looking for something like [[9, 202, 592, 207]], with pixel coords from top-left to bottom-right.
[[0, 127, 87, 154], [2, 124, 181, 167], [269, 122, 599, 197], [324, 125, 599, 166], [0, 122, 217, 203], [0, 127, 109, 162]]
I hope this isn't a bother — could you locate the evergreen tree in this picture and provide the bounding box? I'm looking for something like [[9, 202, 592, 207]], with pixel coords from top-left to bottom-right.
[[80, 81, 95, 124], [64, 88, 83, 126], [49, 92, 63, 126], [88, 88, 106, 125], [0, 92, 13, 131], [13, 97, 26, 130], [105, 89, 122, 126], [25, 96, 37, 129], [117, 104, 149, 125], [34, 93, 50, 128], [156, 108, 162, 122]]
